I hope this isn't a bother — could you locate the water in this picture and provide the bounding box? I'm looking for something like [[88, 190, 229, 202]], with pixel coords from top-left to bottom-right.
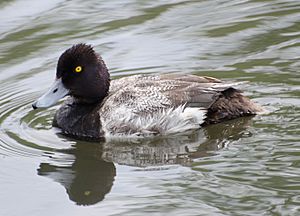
[[0, 0, 299, 215]]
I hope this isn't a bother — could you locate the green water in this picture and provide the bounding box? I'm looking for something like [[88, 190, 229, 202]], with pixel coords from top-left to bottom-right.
[[0, 0, 299, 215]]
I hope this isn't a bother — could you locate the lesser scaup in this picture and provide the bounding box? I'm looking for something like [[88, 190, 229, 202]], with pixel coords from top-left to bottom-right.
[[32, 44, 263, 140]]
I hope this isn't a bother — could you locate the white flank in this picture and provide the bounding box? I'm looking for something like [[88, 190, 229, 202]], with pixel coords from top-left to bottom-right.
[[100, 105, 207, 138]]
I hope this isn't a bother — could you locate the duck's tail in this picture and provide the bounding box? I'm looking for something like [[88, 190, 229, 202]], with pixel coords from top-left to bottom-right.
[[202, 87, 264, 125]]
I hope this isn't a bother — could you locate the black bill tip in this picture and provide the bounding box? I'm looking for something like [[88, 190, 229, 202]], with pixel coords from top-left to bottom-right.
[[32, 102, 38, 110]]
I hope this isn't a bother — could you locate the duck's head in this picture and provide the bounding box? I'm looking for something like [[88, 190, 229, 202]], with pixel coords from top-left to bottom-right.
[[32, 44, 110, 109]]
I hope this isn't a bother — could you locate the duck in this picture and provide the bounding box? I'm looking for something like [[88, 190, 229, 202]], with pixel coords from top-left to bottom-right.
[[32, 43, 263, 140]]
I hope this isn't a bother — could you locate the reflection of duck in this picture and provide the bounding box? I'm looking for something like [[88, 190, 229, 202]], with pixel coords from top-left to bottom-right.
[[102, 116, 254, 167], [32, 44, 263, 140], [37, 143, 115, 206], [102, 129, 206, 167], [189, 116, 254, 159], [37, 116, 253, 205]]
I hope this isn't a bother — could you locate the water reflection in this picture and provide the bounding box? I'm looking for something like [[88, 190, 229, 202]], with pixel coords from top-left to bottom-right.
[[37, 143, 116, 206], [37, 116, 253, 205], [103, 116, 254, 167]]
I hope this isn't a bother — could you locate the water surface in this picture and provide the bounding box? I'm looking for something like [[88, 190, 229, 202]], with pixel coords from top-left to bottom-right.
[[0, 0, 300, 215]]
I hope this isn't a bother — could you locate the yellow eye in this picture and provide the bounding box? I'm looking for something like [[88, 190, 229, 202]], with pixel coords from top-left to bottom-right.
[[75, 66, 82, 73]]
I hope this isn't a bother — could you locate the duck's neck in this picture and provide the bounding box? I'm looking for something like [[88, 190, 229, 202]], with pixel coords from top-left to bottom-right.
[[72, 93, 108, 105], [53, 97, 105, 140]]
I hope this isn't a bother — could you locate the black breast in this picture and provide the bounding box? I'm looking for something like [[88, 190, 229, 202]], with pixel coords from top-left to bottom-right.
[[52, 98, 105, 140]]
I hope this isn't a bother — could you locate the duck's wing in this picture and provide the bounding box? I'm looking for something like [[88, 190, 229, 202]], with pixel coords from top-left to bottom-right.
[[162, 78, 246, 109], [101, 74, 246, 136], [108, 74, 242, 114], [109, 74, 220, 93], [159, 74, 222, 83]]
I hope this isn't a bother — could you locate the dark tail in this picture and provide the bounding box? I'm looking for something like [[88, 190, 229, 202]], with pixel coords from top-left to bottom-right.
[[202, 88, 263, 125]]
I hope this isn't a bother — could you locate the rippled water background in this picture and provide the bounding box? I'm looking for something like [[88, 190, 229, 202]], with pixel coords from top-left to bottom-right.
[[0, 0, 300, 215]]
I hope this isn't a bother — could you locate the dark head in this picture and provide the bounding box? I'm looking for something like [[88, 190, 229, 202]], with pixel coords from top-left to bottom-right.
[[32, 44, 110, 109]]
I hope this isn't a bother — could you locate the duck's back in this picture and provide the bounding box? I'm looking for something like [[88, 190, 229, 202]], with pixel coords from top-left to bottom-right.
[[99, 74, 262, 137]]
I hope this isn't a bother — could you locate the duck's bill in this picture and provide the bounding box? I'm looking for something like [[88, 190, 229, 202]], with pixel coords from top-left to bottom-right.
[[32, 78, 69, 109]]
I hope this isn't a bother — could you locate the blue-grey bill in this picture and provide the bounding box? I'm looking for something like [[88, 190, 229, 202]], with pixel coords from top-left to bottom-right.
[[32, 78, 69, 109]]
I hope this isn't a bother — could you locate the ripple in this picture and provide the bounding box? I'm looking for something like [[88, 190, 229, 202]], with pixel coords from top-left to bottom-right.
[[0, 80, 74, 158]]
